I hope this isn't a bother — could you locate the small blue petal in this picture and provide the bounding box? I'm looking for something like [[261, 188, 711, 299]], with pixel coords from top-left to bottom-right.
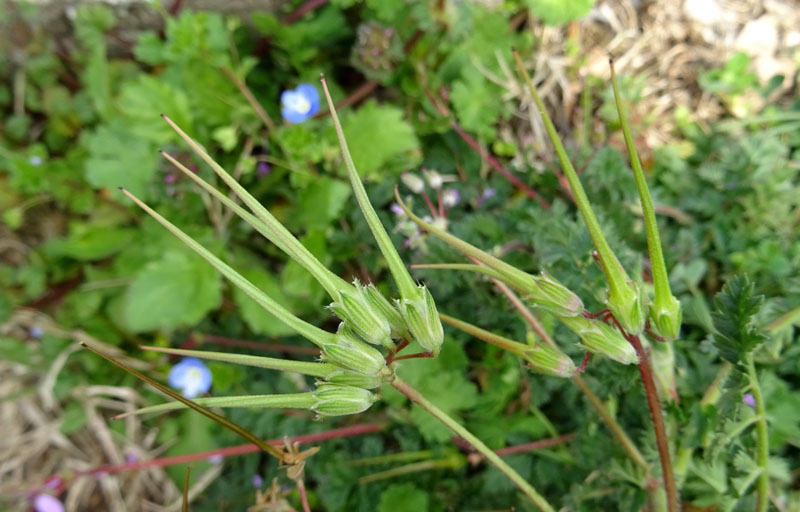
[[168, 357, 212, 397], [280, 83, 320, 123], [282, 107, 312, 123]]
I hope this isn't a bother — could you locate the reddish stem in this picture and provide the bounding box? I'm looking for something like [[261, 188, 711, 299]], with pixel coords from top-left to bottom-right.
[[450, 121, 551, 210], [283, 0, 329, 24], [611, 318, 679, 512], [576, 352, 591, 374], [421, 190, 439, 218], [392, 352, 435, 362], [38, 422, 385, 494], [493, 433, 576, 456], [296, 479, 312, 512], [195, 333, 320, 356]]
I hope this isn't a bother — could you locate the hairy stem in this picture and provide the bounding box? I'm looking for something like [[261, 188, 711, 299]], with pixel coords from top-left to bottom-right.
[[625, 333, 679, 512], [392, 376, 556, 512], [745, 353, 770, 512]]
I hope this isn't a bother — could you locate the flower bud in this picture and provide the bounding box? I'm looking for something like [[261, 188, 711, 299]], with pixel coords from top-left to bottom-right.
[[312, 383, 378, 416], [559, 316, 638, 365], [398, 285, 444, 356], [329, 282, 394, 350], [401, 172, 425, 193], [323, 325, 390, 377], [442, 189, 460, 207], [423, 169, 443, 189], [649, 294, 682, 341], [525, 273, 584, 317], [522, 343, 576, 378], [606, 280, 648, 335], [363, 283, 410, 340]]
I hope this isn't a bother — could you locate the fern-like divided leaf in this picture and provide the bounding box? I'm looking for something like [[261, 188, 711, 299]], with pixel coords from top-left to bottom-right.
[[711, 275, 767, 365]]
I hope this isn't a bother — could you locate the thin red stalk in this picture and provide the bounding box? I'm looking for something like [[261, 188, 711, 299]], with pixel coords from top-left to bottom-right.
[[283, 0, 329, 24], [493, 433, 576, 456], [452, 433, 575, 458], [297, 479, 312, 512], [576, 352, 591, 374], [41, 422, 385, 486], [451, 121, 551, 209], [421, 190, 439, 218], [612, 317, 679, 512], [437, 187, 444, 218]]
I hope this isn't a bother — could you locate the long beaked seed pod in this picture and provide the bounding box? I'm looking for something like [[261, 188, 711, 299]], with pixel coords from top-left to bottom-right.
[[321, 76, 444, 356]]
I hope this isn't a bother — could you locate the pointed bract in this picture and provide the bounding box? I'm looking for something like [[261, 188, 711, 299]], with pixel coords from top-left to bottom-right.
[[559, 316, 639, 365]]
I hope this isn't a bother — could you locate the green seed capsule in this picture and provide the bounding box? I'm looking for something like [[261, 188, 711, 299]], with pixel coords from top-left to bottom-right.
[[330, 282, 395, 350], [363, 283, 410, 340], [522, 343, 576, 378], [322, 324, 389, 377], [606, 280, 648, 335], [399, 285, 444, 356], [526, 273, 584, 317], [649, 294, 682, 341], [647, 338, 676, 402], [326, 369, 392, 389], [312, 383, 378, 416], [559, 316, 639, 365]]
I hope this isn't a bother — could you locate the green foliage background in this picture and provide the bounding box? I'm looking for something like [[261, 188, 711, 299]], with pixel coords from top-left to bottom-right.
[[1, 0, 799, 510]]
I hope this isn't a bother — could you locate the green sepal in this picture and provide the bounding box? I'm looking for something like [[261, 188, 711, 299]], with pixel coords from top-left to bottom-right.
[[363, 283, 410, 340], [649, 294, 682, 341], [311, 383, 379, 416], [559, 316, 639, 365], [323, 324, 391, 377], [606, 279, 648, 335], [329, 281, 395, 350], [398, 285, 444, 356]]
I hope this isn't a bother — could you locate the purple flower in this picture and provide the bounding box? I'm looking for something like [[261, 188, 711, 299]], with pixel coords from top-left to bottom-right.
[[208, 454, 224, 465], [29, 155, 43, 166], [281, 83, 320, 123], [252, 474, 264, 488], [477, 188, 496, 205], [390, 203, 404, 215], [29, 326, 45, 339], [33, 494, 64, 512], [126, 453, 138, 463], [164, 174, 177, 184], [257, 161, 272, 178], [743, 393, 756, 408], [168, 357, 212, 398]]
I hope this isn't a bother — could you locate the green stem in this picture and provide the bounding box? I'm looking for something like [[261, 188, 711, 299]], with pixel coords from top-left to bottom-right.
[[512, 50, 629, 296], [118, 393, 318, 418], [320, 77, 420, 301], [439, 313, 533, 355], [349, 450, 434, 467], [610, 62, 671, 304], [141, 346, 335, 378], [411, 263, 508, 282], [745, 353, 769, 512], [392, 376, 556, 512], [358, 455, 465, 484], [766, 304, 800, 333], [121, 189, 336, 348]]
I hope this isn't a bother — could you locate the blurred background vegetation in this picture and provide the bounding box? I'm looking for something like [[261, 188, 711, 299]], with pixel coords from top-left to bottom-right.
[[1, 0, 799, 510]]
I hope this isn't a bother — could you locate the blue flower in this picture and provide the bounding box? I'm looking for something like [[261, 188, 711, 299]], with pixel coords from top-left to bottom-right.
[[281, 83, 320, 123], [168, 357, 212, 398]]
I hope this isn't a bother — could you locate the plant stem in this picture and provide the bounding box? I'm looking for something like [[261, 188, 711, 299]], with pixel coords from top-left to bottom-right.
[[626, 334, 679, 512], [481, 281, 648, 471], [745, 353, 770, 512], [392, 377, 556, 512]]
